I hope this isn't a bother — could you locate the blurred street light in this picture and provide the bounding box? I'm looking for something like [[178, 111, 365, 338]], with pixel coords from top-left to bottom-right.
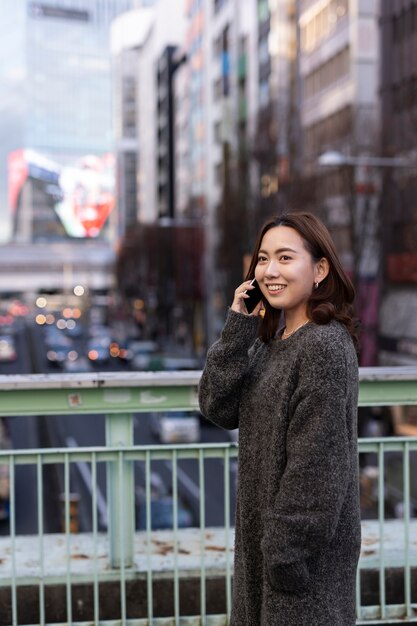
[[74, 285, 85, 296], [318, 150, 413, 169]]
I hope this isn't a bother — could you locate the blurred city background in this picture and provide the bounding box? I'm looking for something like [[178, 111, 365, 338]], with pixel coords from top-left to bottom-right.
[[1, 0, 417, 375], [0, 0, 417, 531], [0, 3, 416, 623]]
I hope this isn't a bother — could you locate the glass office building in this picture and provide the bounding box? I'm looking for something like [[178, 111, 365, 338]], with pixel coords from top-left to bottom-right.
[[0, 0, 135, 241]]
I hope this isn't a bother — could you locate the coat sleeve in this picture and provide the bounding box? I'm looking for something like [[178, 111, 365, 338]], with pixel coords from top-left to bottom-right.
[[198, 309, 260, 430], [261, 335, 355, 594]]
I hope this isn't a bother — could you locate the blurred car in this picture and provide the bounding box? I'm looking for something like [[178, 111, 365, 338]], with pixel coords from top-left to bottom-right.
[[89, 306, 107, 326], [89, 324, 112, 339], [87, 336, 110, 363], [0, 418, 11, 521], [135, 475, 194, 530], [63, 320, 83, 338], [161, 356, 202, 371], [150, 410, 201, 444], [46, 349, 72, 365], [132, 353, 166, 371], [62, 356, 93, 373], [44, 326, 73, 348], [0, 335, 17, 362], [109, 340, 133, 362], [128, 340, 158, 353], [137, 496, 194, 530], [129, 340, 159, 370], [44, 331, 75, 365]]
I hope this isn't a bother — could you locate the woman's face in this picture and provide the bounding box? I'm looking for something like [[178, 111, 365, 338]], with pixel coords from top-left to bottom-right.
[[254, 226, 326, 317]]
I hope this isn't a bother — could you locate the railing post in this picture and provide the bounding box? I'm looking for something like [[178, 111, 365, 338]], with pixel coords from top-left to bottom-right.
[[106, 412, 135, 568]]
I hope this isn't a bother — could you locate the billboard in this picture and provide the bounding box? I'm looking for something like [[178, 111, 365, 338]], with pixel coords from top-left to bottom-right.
[[8, 149, 115, 240]]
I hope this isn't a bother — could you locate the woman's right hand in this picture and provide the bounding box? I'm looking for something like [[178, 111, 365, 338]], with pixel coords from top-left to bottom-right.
[[231, 280, 263, 316]]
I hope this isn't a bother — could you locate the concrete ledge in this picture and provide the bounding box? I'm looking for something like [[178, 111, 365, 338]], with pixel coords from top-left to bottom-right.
[[0, 371, 202, 390], [0, 528, 234, 584], [0, 365, 417, 391], [360, 519, 417, 569], [1, 521, 415, 583]]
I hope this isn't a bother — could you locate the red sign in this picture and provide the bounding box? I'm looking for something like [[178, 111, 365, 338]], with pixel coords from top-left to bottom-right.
[[7, 150, 29, 213], [387, 253, 417, 283]]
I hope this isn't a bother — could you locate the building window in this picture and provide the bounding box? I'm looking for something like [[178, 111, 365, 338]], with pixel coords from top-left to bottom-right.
[[301, 0, 349, 52], [259, 37, 269, 64], [213, 78, 222, 100], [259, 79, 270, 107], [304, 46, 350, 99], [214, 120, 222, 143], [258, 0, 269, 23], [214, 0, 227, 13], [393, 4, 417, 44], [305, 106, 352, 157], [214, 162, 223, 186], [213, 34, 222, 59], [413, 4, 417, 34], [392, 77, 417, 113]]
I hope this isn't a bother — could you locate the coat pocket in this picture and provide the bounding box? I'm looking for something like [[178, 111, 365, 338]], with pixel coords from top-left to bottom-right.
[[267, 559, 310, 595]]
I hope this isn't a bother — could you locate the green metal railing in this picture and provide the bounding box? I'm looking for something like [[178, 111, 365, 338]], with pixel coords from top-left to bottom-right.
[[0, 368, 416, 625], [357, 436, 417, 624], [1, 442, 238, 625]]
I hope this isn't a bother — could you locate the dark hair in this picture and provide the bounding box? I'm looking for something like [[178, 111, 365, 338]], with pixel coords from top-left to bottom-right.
[[245, 212, 360, 350]]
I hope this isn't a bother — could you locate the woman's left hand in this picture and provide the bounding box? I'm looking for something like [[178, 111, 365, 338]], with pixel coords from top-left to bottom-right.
[[230, 280, 263, 316]]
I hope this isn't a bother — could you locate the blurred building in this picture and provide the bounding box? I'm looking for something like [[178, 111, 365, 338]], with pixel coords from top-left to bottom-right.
[[111, 0, 184, 231], [111, 6, 156, 238], [112, 1, 203, 348], [300, 0, 380, 240], [378, 0, 417, 366], [299, 0, 380, 364], [174, 45, 191, 218], [252, 0, 299, 227], [175, 0, 261, 343], [0, 240, 114, 293], [0, 0, 136, 243], [157, 46, 184, 220], [137, 0, 186, 224], [114, 0, 396, 355], [202, 0, 299, 342]]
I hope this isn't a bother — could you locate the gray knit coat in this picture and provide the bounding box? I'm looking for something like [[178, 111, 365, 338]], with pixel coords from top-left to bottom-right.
[[198, 309, 361, 625]]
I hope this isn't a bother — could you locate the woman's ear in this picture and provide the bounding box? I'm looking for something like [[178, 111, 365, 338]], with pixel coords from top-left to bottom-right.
[[316, 257, 330, 282]]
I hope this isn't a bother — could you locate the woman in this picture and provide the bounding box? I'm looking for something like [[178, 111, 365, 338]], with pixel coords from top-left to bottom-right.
[[198, 212, 361, 625]]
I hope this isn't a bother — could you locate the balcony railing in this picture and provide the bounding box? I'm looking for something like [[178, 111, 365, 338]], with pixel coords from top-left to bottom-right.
[[0, 368, 416, 625]]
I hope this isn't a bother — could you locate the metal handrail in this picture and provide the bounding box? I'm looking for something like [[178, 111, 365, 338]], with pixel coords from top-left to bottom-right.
[[0, 368, 416, 624]]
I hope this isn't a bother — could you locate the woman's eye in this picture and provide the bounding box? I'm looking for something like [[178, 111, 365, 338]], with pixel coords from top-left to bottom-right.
[[280, 255, 291, 261], [257, 256, 267, 262]]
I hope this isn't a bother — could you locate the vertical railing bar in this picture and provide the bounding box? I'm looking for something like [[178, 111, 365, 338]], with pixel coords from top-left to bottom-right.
[[91, 452, 99, 626], [37, 455, 45, 626], [64, 453, 72, 625], [172, 449, 180, 626], [118, 451, 127, 624], [355, 568, 362, 622], [403, 441, 411, 617], [198, 449, 206, 623], [105, 412, 134, 568], [10, 457, 18, 626], [145, 451, 153, 622], [378, 443, 386, 619], [224, 447, 232, 620], [356, 446, 362, 621]]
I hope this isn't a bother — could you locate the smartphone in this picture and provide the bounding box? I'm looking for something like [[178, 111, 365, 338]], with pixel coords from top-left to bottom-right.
[[244, 278, 263, 313]]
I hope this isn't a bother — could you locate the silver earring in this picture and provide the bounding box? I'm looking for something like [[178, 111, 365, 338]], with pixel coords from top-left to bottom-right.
[[315, 282, 319, 289]]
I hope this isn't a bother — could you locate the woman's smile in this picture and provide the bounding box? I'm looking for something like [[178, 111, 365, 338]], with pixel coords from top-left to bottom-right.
[[265, 283, 287, 294]]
